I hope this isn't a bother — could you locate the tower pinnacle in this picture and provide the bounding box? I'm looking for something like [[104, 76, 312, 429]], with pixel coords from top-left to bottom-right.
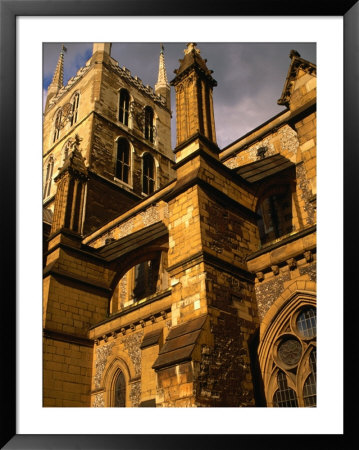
[[155, 44, 171, 109], [45, 45, 66, 110]]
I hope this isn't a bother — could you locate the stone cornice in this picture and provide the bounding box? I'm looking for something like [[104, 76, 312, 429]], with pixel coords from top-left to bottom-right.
[[246, 225, 316, 262], [173, 132, 220, 156], [167, 250, 255, 283]]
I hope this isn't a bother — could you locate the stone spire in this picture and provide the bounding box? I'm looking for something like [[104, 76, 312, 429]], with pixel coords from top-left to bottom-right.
[[45, 45, 66, 110], [155, 44, 171, 109]]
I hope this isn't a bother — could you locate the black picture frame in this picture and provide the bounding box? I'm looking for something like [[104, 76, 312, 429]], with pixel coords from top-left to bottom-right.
[[1, 1, 357, 448]]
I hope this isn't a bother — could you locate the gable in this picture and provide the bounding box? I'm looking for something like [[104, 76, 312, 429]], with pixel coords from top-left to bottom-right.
[[277, 50, 316, 109]]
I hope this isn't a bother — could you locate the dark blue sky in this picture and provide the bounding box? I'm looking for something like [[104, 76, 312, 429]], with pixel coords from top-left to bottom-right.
[[43, 42, 316, 149]]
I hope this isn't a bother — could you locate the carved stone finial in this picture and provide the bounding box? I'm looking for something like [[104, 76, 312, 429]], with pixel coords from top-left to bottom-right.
[[184, 42, 200, 55], [304, 250, 313, 263], [256, 272, 264, 282]]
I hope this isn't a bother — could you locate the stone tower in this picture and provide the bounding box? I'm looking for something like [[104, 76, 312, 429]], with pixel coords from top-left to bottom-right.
[[43, 43, 175, 235]]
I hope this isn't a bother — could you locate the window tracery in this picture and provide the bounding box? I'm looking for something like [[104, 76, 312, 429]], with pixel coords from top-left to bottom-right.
[[43, 157, 54, 199], [260, 296, 317, 408], [113, 370, 126, 407], [256, 184, 293, 244]]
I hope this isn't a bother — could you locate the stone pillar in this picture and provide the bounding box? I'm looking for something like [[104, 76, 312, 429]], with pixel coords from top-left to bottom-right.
[[153, 45, 261, 406]]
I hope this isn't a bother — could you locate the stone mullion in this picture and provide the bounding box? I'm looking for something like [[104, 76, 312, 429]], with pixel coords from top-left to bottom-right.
[[208, 88, 216, 143], [196, 78, 204, 135], [201, 79, 209, 138], [204, 84, 213, 141]]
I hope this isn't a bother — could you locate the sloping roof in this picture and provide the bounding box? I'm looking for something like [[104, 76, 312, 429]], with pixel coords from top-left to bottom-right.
[[235, 154, 294, 183], [43, 208, 53, 225], [97, 221, 168, 262], [152, 314, 207, 371]]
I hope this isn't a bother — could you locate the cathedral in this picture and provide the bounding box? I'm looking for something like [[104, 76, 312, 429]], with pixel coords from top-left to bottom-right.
[[43, 42, 316, 407]]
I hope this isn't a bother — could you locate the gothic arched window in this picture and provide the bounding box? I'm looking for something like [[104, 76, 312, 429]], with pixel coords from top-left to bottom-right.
[[53, 110, 62, 142], [142, 153, 155, 195], [144, 106, 154, 142], [109, 251, 169, 314], [70, 93, 80, 126], [115, 139, 130, 184], [119, 89, 130, 126], [43, 157, 54, 199], [113, 370, 126, 407]]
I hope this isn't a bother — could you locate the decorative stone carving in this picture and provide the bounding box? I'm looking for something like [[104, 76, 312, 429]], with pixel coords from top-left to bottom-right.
[[304, 250, 313, 263], [123, 331, 144, 377], [256, 272, 264, 282], [150, 315, 156, 323], [160, 311, 167, 320], [140, 320, 145, 328], [94, 342, 114, 389], [271, 265, 279, 276], [120, 327, 126, 335], [93, 392, 105, 407], [103, 335, 108, 343], [111, 331, 117, 339]]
